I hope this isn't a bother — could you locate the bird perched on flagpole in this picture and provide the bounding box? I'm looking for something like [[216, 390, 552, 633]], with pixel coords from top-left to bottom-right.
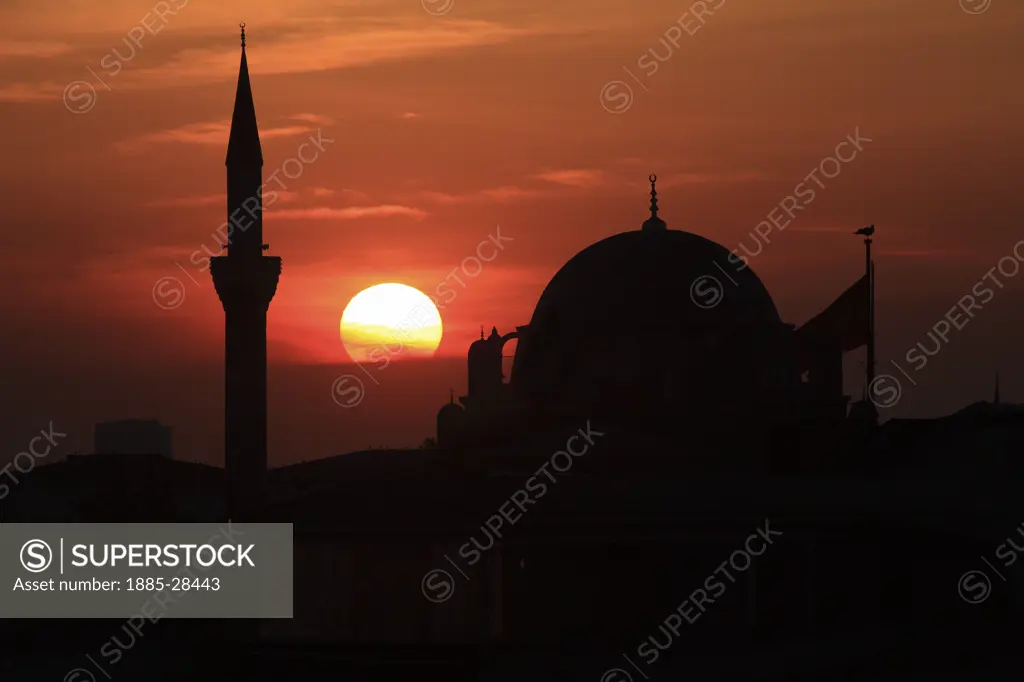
[[854, 225, 875, 236]]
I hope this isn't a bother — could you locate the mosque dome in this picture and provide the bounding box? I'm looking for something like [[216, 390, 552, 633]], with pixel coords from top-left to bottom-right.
[[528, 228, 780, 331], [509, 175, 793, 420], [437, 400, 464, 419]]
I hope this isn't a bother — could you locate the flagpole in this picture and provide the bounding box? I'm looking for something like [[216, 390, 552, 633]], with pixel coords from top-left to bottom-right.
[[865, 226, 875, 390]]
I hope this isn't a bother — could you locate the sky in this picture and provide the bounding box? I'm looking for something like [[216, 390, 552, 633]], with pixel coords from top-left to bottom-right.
[[1, 0, 1023, 465]]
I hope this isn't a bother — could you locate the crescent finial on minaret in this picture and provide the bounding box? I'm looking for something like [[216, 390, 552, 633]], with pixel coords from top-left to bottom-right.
[[240, 22, 246, 48]]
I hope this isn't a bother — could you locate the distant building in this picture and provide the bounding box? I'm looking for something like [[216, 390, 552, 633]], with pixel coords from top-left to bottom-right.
[[93, 419, 172, 457]]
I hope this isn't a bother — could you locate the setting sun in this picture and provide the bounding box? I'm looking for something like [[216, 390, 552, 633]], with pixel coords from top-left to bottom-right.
[[340, 283, 443, 363]]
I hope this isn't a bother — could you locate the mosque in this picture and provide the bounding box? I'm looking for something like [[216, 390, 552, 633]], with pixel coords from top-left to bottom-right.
[[437, 175, 873, 460], [4, 27, 1024, 681]]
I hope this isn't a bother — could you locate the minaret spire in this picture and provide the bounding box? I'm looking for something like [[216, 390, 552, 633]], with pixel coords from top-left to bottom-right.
[[210, 25, 282, 522], [641, 173, 667, 231], [224, 24, 264, 259], [226, 23, 262, 169]]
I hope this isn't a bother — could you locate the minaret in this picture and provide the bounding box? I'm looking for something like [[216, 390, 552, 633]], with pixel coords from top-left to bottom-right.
[[210, 24, 281, 520], [994, 370, 1001, 405]]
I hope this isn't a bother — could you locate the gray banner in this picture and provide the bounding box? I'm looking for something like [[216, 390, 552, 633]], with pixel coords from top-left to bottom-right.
[[0, 523, 292, 618]]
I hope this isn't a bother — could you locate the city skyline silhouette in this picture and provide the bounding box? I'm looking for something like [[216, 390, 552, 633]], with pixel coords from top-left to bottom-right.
[[3, 1, 1024, 462], [2, 2, 1024, 680]]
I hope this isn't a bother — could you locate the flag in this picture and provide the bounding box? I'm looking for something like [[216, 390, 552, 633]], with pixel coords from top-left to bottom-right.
[[795, 273, 870, 353]]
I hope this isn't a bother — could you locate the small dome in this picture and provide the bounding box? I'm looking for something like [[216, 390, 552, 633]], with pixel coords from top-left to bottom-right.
[[436, 395, 466, 449], [438, 401, 464, 419]]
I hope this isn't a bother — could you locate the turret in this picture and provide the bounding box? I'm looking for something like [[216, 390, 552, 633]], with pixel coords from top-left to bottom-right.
[[468, 326, 503, 400]]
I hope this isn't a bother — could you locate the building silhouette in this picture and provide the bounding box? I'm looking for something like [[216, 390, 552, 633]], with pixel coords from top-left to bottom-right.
[[93, 419, 172, 457], [437, 176, 877, 451], [3, 27, 1023, 682]]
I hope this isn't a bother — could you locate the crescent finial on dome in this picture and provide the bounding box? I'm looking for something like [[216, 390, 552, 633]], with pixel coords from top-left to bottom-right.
[[642, 173, 667, 232]]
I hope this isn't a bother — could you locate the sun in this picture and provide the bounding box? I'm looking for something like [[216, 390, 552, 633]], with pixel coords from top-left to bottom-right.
[[340, 283, 443, 363]]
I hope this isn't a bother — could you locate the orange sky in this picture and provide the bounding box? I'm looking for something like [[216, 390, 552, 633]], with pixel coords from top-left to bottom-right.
[[2, 0, 1023, 462]]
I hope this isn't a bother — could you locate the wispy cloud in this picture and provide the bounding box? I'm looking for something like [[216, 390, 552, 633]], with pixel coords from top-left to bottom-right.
[[273, 206, 428, 221], [533, 169, 606, 188], [123, 19, 545, 90], [332, 188, 372, 202], [116, 119, 318, 152], [398, 112, 419, 120], [415, 169, 763, 206], [291, 113, 334, 125], [0, 41, 74, 59], [146, 189, 310, 209], [655, 171, 763, 187], [145, 194, 222, 209], [417, 186, 544, 205], [306, 187, 372, 202], [0, 15, 590, 106], [272, 190, 302, 204], [0, 81, 63, 102]]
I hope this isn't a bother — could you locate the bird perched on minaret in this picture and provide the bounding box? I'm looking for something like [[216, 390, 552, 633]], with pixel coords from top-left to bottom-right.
[[854, 225, 875, 236]]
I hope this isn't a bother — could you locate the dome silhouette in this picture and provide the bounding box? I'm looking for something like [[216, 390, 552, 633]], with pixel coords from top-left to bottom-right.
[[536, 228, 778, 326], [511, 227, 790, 419]]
